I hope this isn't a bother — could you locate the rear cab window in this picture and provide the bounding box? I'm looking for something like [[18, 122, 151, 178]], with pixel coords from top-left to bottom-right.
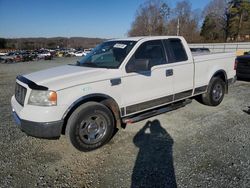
[[163, 39, 188, 63]]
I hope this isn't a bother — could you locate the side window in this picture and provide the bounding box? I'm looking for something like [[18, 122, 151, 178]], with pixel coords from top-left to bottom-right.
[[164, 39, 188, 63], [126, 40, 166, 72]]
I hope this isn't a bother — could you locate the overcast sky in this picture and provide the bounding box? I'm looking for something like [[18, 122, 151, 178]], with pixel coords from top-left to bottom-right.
[[0, 0, 210, 38]]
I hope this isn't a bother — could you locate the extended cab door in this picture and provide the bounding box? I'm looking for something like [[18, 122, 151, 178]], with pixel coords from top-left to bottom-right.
[[163, 38, 194, 100], [121, 40, 174, 116]]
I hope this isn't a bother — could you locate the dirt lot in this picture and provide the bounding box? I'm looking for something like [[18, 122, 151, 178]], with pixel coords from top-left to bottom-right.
[[0, 57, 250, 188]]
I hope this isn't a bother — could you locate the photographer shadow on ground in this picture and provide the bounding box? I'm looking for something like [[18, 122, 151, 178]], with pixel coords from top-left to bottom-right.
[[131, 120, 177, 188], [243, 106, 250, 115]]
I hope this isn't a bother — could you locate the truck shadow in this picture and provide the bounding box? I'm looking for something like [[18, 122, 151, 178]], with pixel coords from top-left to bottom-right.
[[131, 120, 177, 188], [243, 106, 250, 115]]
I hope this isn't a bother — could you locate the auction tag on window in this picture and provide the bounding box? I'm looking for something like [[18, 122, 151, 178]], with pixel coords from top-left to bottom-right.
[[113, 43, 127, 49]]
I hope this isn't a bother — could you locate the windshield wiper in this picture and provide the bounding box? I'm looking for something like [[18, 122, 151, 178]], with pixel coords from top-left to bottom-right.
[[77, 61, 116, 69], [80, 62, 98, 67]]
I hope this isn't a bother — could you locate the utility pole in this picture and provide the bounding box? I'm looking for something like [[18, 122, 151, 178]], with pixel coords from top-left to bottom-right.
[[177, 18, 180, 36]]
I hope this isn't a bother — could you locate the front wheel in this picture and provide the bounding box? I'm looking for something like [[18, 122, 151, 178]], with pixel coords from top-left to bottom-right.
[[66, 102, 115, 151], [201, 77, 226, 106]]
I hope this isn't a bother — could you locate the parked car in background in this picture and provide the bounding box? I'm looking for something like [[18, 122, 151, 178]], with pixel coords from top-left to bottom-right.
[[56, 51, 64, 57], [83, 48, 92, 55], [6, 52, 23, 62], [0, 52, 8, 56], [74, 51, 85, 57], [21, 52, 36, 62], [37, 50, 52, 60], [66, 51, 76, 57], [1, 51, 30, 63], [236, 51, 250, 80]]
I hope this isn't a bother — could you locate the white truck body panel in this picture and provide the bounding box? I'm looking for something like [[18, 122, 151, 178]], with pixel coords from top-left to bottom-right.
[[193, 52, 236, 88]]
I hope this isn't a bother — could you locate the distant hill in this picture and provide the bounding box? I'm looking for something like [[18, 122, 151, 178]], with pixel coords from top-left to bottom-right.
[[0, 37, 106, 50]]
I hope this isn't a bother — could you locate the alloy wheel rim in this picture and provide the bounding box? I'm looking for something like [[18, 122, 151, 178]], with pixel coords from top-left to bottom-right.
[[212, 83, 223, 102], [79, 114, 107, 144]]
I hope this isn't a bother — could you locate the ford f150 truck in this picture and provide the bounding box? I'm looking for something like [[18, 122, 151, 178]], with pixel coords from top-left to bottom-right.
[[11, 36, 237, 151]]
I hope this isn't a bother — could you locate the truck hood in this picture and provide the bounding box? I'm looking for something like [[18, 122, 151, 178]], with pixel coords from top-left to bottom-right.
[[24, 65, 117, 90]]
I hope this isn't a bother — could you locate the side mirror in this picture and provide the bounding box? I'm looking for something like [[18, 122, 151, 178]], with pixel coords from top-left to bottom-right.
[[134, 59, 150, 72]]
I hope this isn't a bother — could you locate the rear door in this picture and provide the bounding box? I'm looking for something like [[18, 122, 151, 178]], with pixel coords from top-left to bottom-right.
[[163, 39, 194, 100]]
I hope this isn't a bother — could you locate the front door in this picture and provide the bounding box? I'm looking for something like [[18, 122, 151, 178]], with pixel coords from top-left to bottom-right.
[[121, 40, 174, 116]]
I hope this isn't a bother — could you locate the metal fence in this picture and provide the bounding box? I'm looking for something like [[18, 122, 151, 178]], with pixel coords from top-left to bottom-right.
[[189, 42, 250, 53]]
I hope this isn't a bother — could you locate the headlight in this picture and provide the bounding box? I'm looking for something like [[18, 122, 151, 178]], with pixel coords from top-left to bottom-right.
[[28, 90, 57, 106]]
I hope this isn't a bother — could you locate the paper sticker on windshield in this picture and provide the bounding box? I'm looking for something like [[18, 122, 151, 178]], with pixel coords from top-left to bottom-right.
[[113, 43, 127, 49]]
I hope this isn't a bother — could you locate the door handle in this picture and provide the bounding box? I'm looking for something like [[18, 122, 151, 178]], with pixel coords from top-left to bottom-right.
[[166, 69, 173, 77]]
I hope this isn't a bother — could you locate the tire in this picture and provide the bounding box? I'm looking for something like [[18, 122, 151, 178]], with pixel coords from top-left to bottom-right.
[[201, 77, 226, 106], [66, 102, 115, 151]]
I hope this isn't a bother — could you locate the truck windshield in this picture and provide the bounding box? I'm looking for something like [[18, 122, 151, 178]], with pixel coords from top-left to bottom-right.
[[77, 40, 137, 68]]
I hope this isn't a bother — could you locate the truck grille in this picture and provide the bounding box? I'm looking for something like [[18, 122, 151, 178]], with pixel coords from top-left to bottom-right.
[[15, 83, 27, 106]]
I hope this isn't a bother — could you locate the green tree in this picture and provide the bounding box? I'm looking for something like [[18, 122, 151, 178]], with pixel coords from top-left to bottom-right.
[[200, 15, 219, 41], [227, 0, 250, 41], [200, 0, 227, 42]]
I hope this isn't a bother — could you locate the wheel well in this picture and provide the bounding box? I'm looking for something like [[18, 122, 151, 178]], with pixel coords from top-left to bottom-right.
[[211, 70, 228, 93], [61, 95, 122, 134], [213, 70, 227, 82]]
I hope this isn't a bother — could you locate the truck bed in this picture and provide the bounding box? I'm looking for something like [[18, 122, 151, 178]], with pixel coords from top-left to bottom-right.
[[193, 52, 235, 62], [193, 52, 236, 88]]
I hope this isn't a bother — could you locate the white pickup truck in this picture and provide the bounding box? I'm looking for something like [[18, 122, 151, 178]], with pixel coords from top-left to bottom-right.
[[11, 36, 236, 151]]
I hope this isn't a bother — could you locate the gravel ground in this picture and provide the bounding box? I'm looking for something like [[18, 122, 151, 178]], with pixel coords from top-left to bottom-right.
[[0, 57, 249, 188]]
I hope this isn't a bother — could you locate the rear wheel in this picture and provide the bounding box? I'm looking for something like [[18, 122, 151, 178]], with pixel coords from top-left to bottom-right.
[[66, 102, 115, 151], [201, 77, 225, 106]]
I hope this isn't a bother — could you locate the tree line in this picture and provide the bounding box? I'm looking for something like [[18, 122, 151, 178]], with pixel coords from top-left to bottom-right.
[[128, 0, 250, 43], [0, 37, 104, 50]]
